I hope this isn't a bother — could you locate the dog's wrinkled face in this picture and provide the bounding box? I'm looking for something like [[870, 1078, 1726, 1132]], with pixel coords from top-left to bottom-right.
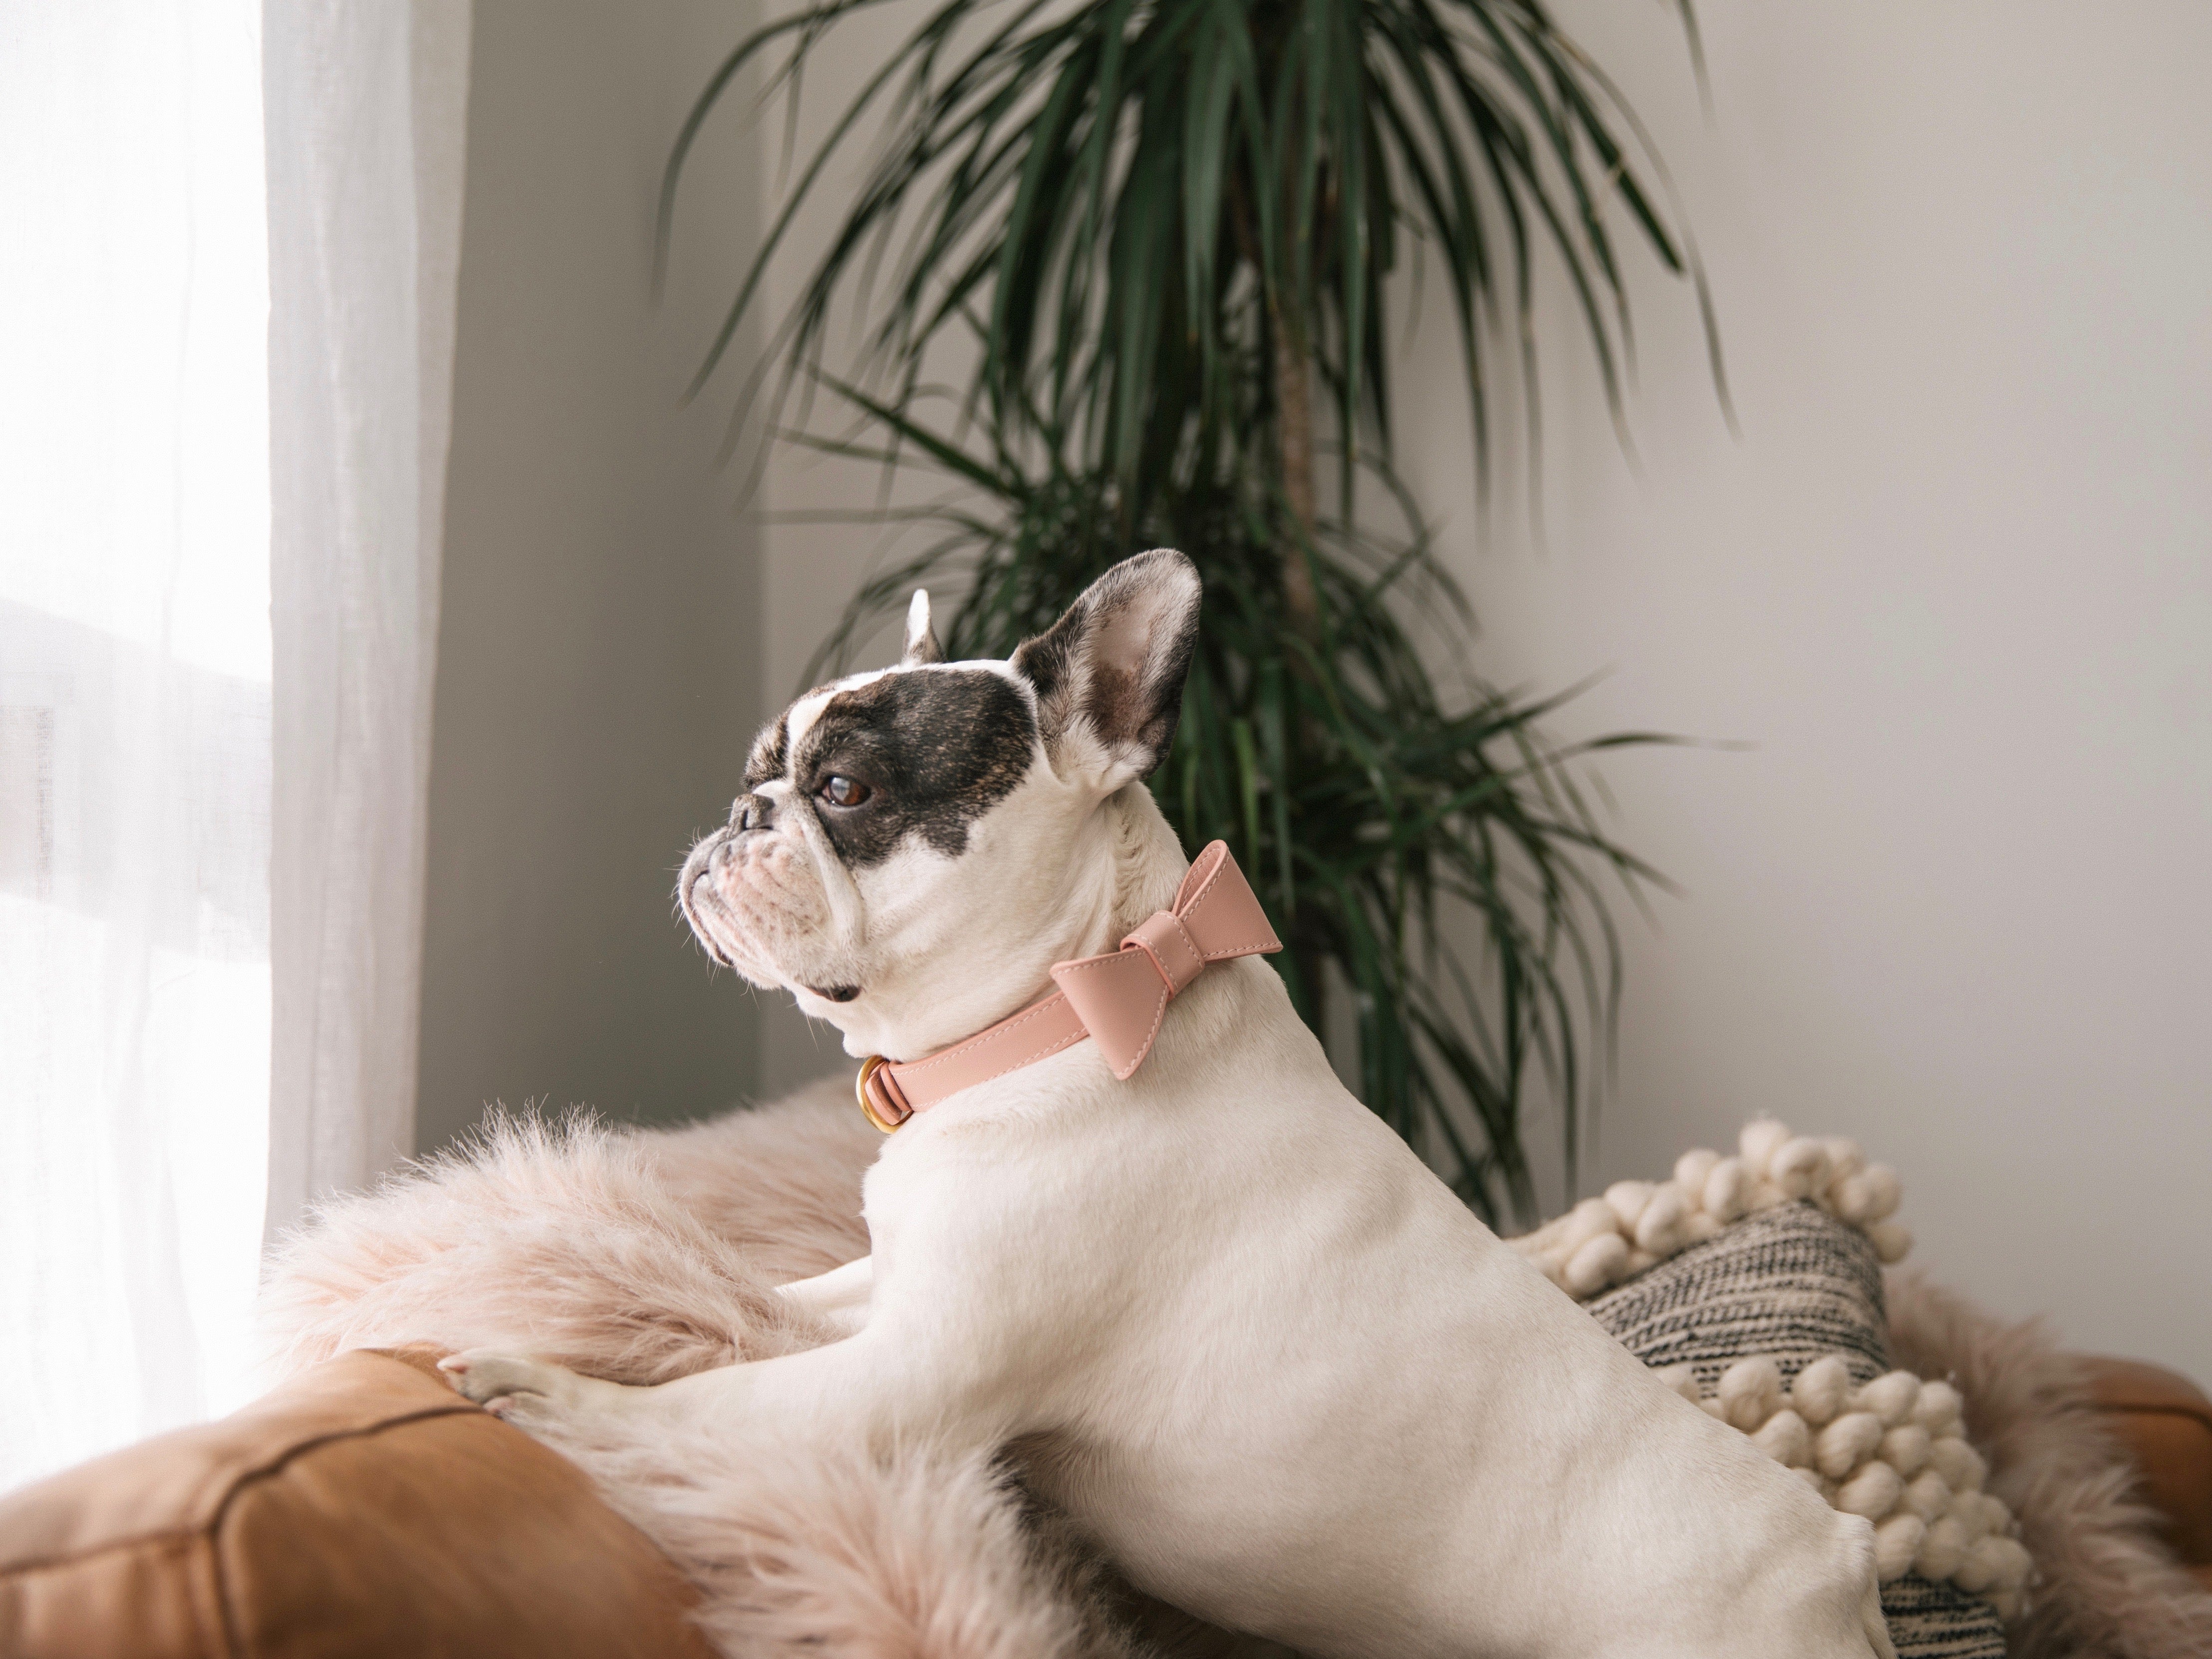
[[678, 549, 1201, 1057], [679, 657, 1045, 999]]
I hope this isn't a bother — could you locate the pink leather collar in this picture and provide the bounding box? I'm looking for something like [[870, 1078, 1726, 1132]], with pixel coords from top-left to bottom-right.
[[856, 841, 1282, 1130]]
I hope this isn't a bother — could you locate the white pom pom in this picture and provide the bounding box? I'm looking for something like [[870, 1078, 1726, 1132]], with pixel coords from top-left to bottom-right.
[[1746, 1175, 1789, 1213], [1771, 1136, 1832, 1198], [1836, 1460, 1905, 1521], [1704, 1157, 1751, 1223], [1928, 1437, 1986, 1494], [1739, 1118, 1792, 1173], [1915, 1515, 1972, 1581], [1561, 1196, 1619, 1251], [1719, 1356, 1785, 1431], [1815, 1411, 1886, 1479], [1983, 1536, 2033, 1593], [1791, 1356, 1854, 1427], [1867, 1220, 1914, 1264], [1943, 1486, 1986, 1534], [1874, 1513, 1927, 1581], [1902, 1469, 1952, 1522], [1832, 1173, 1880, 1224], [1605, 1180, 1656, 1228], [1823, 1137, 1865, 1182], [1684, 1210, 1723, 1245], [1880, 1424, 1933, 1478], [1951, 1534, 2014, 1595], [1655, 1362, 1702, 1401], [1857, 1371, 1922, 1427], [1858, 1163, 1902, 1222], [1912, 1380, 1964, 1436], [1674, 1147, 1720, 1195], [1635, 1186, 1691, 1255], [1791, 1464, 1828, 1494], [1752, 1408, 1813, 1467], [1564, 1232, 1629, 1296], [1982, 1495, 2017, 1548], [1701, 1394, 1732, 1420]]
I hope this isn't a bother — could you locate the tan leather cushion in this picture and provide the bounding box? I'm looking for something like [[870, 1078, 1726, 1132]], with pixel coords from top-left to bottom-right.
[[0, 1348, 720, 1659], [2080, 1355, 2212, 1584]]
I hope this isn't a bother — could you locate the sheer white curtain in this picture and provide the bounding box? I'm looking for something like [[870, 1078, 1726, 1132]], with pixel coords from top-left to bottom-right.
[[0, 0, 469, 1489], [265, 2, 471, 1239]]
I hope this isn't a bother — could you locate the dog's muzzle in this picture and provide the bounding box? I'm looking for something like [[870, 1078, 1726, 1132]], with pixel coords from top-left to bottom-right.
[[679, 831, 742, 964]]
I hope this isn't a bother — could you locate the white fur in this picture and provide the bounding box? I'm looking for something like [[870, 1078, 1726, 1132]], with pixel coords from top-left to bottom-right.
[[452, 590, 1895, 1658], [904, 589, 936, 658]]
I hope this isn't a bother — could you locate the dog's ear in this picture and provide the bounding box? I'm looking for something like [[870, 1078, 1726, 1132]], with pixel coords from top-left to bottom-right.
[[899, 589, 944, 666], [1011, 548, 1201, 790]]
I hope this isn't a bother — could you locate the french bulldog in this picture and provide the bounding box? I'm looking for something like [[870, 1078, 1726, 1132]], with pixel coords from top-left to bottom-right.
[[445, 549, 1895, 1659]]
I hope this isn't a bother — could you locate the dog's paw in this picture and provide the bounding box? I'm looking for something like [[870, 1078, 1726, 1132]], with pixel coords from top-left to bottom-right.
[[438, 1351, 630, 1434]]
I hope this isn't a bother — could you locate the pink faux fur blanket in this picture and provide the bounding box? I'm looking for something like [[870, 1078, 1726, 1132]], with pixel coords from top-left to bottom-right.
[[1886, 1273, 2212, 1659], [262, 1088, 2210, 1658], [263, 1083, 1175, 1659]]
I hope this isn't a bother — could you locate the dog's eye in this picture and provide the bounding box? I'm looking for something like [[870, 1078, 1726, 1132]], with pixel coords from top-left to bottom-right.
[[818, 775, 872, 809]]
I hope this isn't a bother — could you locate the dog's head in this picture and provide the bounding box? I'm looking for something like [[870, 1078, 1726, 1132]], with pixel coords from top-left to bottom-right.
[[679, 548, 1202, 1057]]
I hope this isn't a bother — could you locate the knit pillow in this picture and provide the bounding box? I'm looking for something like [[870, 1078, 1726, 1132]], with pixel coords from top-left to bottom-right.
[[1587, 1201, 2008, 1659]]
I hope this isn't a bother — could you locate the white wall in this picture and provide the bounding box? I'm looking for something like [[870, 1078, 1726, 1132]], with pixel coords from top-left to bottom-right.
[[416, 0, 769, 1152], [736, 1, 2212, 1380], [1391, 0, 2212, 1383]]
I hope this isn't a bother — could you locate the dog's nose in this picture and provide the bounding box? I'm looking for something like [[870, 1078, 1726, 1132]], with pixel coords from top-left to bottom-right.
[[732, 791, 775, 833]]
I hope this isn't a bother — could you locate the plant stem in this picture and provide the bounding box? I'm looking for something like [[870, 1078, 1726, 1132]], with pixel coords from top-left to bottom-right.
[[1270, 309, 1321, 636], [1265, 294, 1331, 1032]]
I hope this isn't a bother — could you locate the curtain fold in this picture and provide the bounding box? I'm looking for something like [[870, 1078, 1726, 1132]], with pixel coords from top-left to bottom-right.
[[264, 1, 472, 1235]]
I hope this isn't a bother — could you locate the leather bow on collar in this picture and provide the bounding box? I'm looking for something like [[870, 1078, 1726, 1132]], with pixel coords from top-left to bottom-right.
[[857, 841, 1282, 1130]]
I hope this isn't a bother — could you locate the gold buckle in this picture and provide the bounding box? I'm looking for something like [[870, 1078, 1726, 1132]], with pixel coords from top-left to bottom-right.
[[855, 1055, 909, 1133]]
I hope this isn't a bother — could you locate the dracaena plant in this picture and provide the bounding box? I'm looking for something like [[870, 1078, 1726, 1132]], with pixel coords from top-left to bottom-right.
[[664, 0, 1714, 1222]]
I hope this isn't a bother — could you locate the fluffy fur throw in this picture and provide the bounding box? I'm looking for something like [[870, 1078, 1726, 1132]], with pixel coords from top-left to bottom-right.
[[263, 1084, 1177, 1659], [262, 1087, 2210, 1658], [1886, 1272, 2212, 1659]]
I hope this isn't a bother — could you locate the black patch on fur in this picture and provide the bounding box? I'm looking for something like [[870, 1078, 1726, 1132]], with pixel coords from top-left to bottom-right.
[[744, 715, 788, 789], [791, 669, 1036, 867]]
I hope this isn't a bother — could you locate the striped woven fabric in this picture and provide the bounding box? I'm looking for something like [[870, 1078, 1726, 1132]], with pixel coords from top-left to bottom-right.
[[1585, 1201, 2008, 1659]]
